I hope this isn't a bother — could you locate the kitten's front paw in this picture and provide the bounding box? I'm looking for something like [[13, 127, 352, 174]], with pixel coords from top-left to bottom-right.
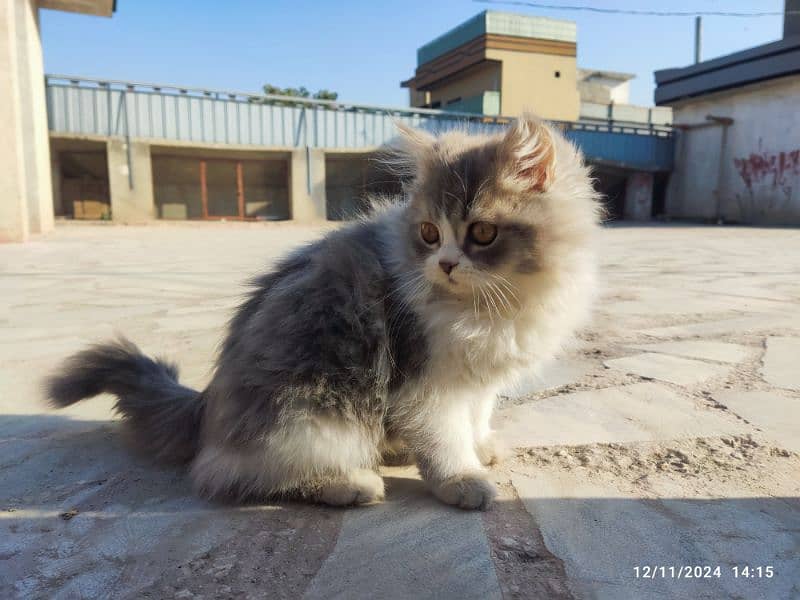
[[432, 472, 496, 510], [476, 436, 506, 466]]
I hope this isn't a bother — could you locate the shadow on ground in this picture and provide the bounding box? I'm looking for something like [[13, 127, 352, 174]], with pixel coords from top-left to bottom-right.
[[1, 415, 798, 599]]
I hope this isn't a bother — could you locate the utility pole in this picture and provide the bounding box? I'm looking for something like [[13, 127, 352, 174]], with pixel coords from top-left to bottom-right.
[[694, 16, 702, 63], [786, 0, 800, 38]]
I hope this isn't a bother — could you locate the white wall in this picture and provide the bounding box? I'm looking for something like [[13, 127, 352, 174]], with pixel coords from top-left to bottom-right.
[[577, 75, 631, 105], [666, 75, 800, 224], [0, 0, 29, 242], [15, 0, 53, 234], [0, 0, 55, 242]]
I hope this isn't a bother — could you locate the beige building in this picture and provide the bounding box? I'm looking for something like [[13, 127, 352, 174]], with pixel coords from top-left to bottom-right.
[[0, 0, 114, 242], [402, 11, 580, 121], [577, 68, 634, 105]]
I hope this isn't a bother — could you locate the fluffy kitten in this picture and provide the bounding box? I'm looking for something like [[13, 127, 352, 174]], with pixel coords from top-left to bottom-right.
[[47, 114, 600, 510]]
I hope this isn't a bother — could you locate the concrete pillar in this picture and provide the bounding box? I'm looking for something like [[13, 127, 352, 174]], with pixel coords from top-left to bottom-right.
[[15, 0, 53, 234], [108, 140, 155, 222], [0, 0, 29, 242], [624, 172, 654, 221], [290, 148, 327, 221]]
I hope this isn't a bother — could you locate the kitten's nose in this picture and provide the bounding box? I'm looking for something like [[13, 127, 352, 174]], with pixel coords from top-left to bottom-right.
[[439, 259, 459, 275]]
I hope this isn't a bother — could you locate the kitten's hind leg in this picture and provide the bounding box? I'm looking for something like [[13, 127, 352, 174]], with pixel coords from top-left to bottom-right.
[[192, 414, 385, 506], [379, 435, 416, 466], [315, 469, 385, 506]]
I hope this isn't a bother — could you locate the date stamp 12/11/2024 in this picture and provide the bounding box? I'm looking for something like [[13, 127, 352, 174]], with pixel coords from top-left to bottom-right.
[[634, 566, 775, 580]]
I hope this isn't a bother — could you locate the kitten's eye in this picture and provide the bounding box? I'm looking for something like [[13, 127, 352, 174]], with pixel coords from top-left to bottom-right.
[[420, 222, 440, 245], [469, 222, 498, 245]]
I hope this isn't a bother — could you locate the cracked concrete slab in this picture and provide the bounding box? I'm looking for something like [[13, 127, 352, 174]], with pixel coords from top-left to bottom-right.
[[510, 436, 800, 600], [496, 383, 750, 448], [760, 336, 800, 391], [304, 468, 502, 600], [625, 340, 751, 364], [638, 315, 798, 339], [499, 357, 593, 399], [713, 390, 800, 452], [604, 352, 730, 386]]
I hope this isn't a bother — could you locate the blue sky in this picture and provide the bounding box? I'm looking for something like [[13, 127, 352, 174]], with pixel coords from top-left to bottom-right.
[[41, 1, 785, 107]]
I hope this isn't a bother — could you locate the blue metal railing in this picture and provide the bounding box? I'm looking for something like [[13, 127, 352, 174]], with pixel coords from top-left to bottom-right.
[[45, 75, 674, 171], [45, 75, 510, 148]]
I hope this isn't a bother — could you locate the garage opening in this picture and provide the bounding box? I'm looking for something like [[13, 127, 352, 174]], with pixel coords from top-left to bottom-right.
[[152, 154, 289, 220], [325, 154, 402, 220], [592, 167, 627, 221], [50, 139, 110, 219]]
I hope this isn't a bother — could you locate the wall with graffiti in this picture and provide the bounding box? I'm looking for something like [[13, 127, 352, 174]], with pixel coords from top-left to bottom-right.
[[665, 76, 800, 225]]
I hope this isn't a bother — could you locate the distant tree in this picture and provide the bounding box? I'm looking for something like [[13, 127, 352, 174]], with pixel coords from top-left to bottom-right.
[[261, 84, 282, 96], [260, 84, 338, 102], [313, 89, 338, 101]]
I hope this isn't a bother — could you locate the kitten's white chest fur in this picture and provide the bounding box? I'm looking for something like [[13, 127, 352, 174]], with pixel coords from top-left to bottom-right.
[[417, 301, 535, 395], [415, 267, 593, 396]]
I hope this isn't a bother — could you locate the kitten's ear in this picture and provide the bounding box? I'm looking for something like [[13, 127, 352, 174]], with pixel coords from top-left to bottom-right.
[[498, 113, 556, 193], [382, 121, 436, 179], [394, 121, 436, 149]]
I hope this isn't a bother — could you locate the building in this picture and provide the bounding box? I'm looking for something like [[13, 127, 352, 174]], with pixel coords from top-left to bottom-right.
[[402, 11, 580, 121], [0, 0, 114, 242], [578, 68, 634, 105], [2, 7, 676, 240], [44, 74, 674, 226], [654, 1, 800, 224], [399, 10, 677, 222], [400, 10, 673, 131], [44, 77, 500, 225]]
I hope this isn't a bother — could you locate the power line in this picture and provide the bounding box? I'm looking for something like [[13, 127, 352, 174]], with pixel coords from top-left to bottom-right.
[[474, 0, 791, 18]]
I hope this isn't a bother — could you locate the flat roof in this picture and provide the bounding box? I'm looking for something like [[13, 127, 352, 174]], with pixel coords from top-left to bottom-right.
[[417, 10, 576, 66], [39, 0, 115, 16], [579, 68, 636, 83], [654, 35, 800, 105]]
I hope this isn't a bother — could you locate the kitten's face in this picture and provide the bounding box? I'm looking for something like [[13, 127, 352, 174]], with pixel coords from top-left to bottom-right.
[[406, 149, 537, 298], [393, 115, 599, 312]]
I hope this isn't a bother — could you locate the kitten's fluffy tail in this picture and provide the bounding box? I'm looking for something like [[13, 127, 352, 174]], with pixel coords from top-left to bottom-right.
[[45, 337, 204, 463]]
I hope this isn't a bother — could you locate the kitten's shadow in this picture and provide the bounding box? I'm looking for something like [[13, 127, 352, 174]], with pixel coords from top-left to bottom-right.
[[382, 471, 429, 500], [2, 414, 438, 512]]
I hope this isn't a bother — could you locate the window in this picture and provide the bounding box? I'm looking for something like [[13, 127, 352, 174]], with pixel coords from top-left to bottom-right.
[[446, 97, 462, 105]]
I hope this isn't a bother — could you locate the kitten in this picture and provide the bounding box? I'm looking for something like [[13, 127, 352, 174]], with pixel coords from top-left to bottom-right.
[[46, 114, 601, 510]]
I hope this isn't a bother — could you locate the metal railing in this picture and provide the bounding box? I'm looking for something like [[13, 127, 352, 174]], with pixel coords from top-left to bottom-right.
[[45, 75, 513, 149], [45, 75, 674, 171], [580, 101, 673, 130]]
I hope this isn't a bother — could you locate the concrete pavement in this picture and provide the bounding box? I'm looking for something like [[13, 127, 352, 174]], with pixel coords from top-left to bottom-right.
[[1, 222, 799, 599]]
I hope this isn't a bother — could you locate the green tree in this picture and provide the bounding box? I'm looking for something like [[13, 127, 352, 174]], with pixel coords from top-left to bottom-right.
[[261, 84, 337, 101], [313, 89, 338, 101]]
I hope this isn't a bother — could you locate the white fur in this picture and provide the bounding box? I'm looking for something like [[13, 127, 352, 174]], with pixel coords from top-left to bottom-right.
[[192, 415, 381, 502], [191, 116, 599, 509], [380, 118, 600, 507]]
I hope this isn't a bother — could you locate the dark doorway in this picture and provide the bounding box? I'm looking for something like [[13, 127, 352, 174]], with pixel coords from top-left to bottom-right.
[[652, 173, 669, 219], [59, 151, 110, 219], [201, 160, 241, 219], [152, 155, 289, 220], [325, 154, 402, 220], [592, 169, 628, 221]]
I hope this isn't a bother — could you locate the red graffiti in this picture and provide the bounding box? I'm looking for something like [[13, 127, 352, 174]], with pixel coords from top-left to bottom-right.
[[734, 149, 800, 192]]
